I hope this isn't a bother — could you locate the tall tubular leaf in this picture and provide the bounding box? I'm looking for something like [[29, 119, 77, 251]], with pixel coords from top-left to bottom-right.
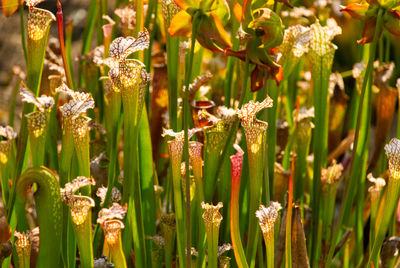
[[230, 144, 248, 268], [15, 4, 55, 205], [161, 0, 181, 131], [308, 20, 341, 265], [107, 31, 150, 267], [163, 128, 200, 268], [237, 97, 273, 267]]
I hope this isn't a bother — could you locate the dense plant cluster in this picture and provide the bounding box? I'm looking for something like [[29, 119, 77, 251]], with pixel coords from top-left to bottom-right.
[[1, 0, 400, 267]]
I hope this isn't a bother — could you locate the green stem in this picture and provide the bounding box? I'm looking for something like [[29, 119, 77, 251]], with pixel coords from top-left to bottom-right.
[[326, 8, 384, 267], [205, 222, 219, 268], [108, 235, 127, 268], [170, 153, 186, 268], [369, 191, 380, 247], [295, 137, 311, 206], [122, 82, 147, 267], [321, 184, 338, 257], [19, 4, 27, 64], [8, 77, 21, 127], [102, 87, 122, 208], [79, 0, 98, 87], [73, 211, 94, 268], [138, 108, 157, 267], [166, 35, 180, 131], [73, 117, 92, 194], [310, 26, 335, 267], [16, 167, 62, 268], [266, 234, 274, 268], [46, 92, 59, 171], [182, 12, 200, 268], [266, 81, 279, 199], [369, 178, 400, 266], [59, 119, 77, 268], [191, 143, 206, 268], [245, 125, 266, 267], [285, 165, 294, 268]]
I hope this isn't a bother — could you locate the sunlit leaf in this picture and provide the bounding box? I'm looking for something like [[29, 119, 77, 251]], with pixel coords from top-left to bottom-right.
[[1, 0, 23, 17], [19, 82, 42, 108], [109, 30, 150, 61], [25, 0, 44, 9], [168, 10, 192, 37]]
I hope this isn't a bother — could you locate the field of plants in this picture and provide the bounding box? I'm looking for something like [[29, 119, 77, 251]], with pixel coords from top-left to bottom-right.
[[1, 0, 400, 267]]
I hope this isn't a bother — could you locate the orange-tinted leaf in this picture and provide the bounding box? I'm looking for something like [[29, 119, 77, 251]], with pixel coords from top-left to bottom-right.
[[250, 66, 265, 92], [209, 0, 230, 24], [233, 2, 242, 22], [340, 3, 371, 20], [196, 34, 223, 52], [1, 0, 23, 17], [358, 18, 378, 44], [195, 13, 232, 52], [168, 10, 192, 37], [242, 0, 253, 27], [273, 65, 283, 86], [207, 12, 233, 48], [173, 0, 199, 12]]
